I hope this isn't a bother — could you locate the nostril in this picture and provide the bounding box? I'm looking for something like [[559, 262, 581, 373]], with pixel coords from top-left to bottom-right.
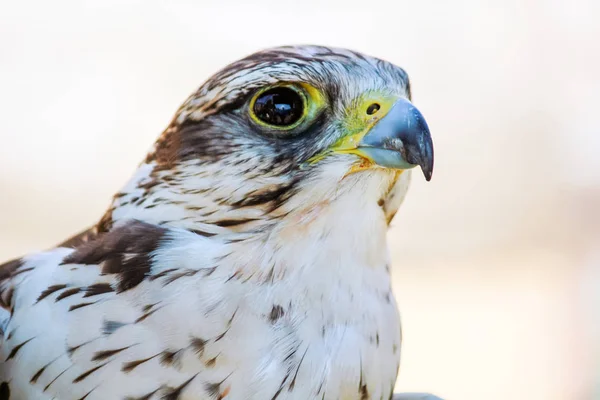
[[366, 103, 380, 115]]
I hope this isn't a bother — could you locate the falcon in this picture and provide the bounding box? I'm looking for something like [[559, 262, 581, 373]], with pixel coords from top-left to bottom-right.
[[0, 45, 437, 400]]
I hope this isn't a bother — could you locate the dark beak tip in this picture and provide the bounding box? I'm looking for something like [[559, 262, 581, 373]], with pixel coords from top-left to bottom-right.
[[422, 166, 433, 181], [422, 138, 434, 182]]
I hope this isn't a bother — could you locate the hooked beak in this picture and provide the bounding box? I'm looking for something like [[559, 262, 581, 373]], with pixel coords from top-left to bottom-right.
[[355, 98, 434, 181]]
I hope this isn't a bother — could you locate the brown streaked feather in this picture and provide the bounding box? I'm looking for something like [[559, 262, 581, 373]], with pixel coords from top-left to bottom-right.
[[0, 258, 26, 311], [36, 284, 68, 303], [0, 258, 23, 282], [162, 374, 198, 400], [121, 354, 160, 373], [91, 345, 132, 362], [63, 221, 168, 293]]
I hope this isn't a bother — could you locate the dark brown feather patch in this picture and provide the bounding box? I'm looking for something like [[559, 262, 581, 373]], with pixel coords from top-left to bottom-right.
[[269, 305, 285, 323], [162, 374, 198, 400], [77, 388, 96, 400], [62, 221, 168, 293], [36, 284, 68, 303], [190, 337, 207, 356], [55, 287, 81, 301], [91, 345, 132, 362], [84, 283, 114, 298], [0, 258, 23, 282], [5, 337, 34, 361], [30, 364, 48, 384], [135, 306, 161, 323], [43, 366, 71, 392], [121, 354, 159, 373], [211, 218, 258, 228], [69, 301, 98, 312], [72, 362, 109, 383], [0, 258, 24, 311], [160, 349, 183, 367], [0, 382, 9, 400], [126, 389, 159, 400], [205, 355, 218, 368]]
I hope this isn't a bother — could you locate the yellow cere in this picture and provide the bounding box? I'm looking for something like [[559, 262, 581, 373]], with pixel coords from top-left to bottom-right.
[[332, 92, 398, 155], [308, 92, 399, 165]]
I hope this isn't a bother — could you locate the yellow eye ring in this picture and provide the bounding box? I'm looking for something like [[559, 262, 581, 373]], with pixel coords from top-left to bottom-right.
[[249, 83, 324, 132]]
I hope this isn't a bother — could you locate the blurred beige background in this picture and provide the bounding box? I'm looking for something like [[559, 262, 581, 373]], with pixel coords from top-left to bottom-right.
[[1, 1, 599, 399]]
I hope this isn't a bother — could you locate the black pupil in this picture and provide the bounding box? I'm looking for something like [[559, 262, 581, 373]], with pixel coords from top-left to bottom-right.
[[366, 103, 380, 115], [253, 88, 303, 126]]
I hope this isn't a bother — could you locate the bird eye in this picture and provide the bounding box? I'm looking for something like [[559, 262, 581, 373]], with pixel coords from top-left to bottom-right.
[[252, 87, 305, 128]]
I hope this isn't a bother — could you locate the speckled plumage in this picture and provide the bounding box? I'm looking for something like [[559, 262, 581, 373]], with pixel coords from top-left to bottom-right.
[[0, 45, 437, 400]]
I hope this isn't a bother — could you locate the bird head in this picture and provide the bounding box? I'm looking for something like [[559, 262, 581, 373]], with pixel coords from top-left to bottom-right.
[[101, 46, 434, 235]]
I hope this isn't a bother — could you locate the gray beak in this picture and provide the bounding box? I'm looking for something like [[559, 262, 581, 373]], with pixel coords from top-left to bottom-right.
[[358, 98, 434, 181]]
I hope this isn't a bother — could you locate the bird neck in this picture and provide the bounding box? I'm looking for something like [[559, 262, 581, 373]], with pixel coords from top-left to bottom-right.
[[95, 161, 399, 243]]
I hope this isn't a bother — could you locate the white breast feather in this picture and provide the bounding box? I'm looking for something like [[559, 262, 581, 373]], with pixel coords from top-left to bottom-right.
[[0, 169, 408, 400]]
